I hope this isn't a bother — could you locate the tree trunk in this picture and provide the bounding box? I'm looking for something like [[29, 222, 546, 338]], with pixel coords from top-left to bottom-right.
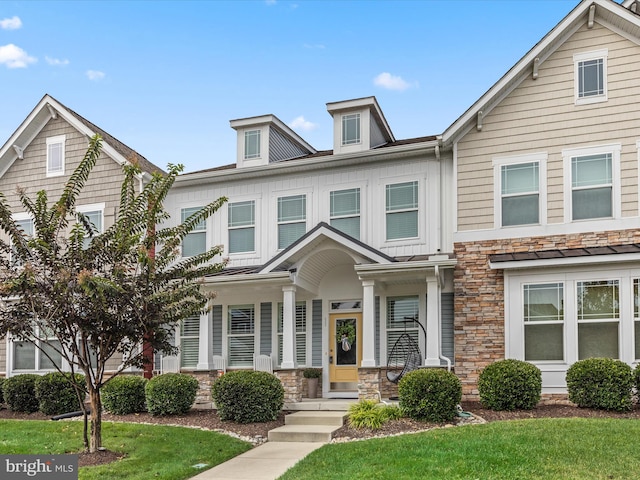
[[88, 386, 102, 453]]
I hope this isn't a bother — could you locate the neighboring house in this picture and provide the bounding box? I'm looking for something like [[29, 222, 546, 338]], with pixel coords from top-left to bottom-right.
[[445, 0, 640, 398], [164, 97, 456, 400], [0, 94, 164, 378]]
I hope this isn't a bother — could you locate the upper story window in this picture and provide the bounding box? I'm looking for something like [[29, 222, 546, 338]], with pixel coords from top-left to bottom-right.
[[11, 217, 33, 267], [277, 194, 306, 249], [574, 49, 608, 105], [181, 206, 206, 257], [244, 130, 261, 159], [330, 188, 360, 239], [385, 181, 418, 240], [77, 205, 104, 249], [342, 113, 361, 145], [501, 162, 539, 226], [46, 135, 65, 177], [228, 200, 255, 254]]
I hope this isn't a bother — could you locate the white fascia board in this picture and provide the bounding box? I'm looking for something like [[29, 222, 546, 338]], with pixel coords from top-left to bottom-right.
[[490, 252, 640, 271], [355, 258, 457, 277], [442, 0, 631, 146], [202, 271, 289, 286], [175, 139, 440, 187]]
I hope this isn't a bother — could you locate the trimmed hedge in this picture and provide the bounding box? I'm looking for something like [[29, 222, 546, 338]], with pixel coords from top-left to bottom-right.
[[35, 372, 85, 416], [478, 359, 541, 411], [212, 370, 284, 423], [103, 375, 147, 415], [398, 369, 461, 422], [145, 373, 198, 416], [566, 358, 633, 411], [3, 374, 40, 413]]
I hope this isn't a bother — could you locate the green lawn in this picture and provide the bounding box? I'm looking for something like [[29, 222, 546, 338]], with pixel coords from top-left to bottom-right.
[[280, 418, 640, 480], [0, 419, 251, 480]]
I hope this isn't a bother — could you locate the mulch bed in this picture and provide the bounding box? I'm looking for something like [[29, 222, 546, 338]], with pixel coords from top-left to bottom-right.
[[3, 402, 640, 467]]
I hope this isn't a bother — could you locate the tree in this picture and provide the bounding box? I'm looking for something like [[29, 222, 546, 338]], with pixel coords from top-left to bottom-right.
[[0, 135, 227, 452]]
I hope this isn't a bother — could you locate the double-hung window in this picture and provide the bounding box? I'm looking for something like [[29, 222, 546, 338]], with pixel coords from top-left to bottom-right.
[[574, 49, 607, 105], [13, 328, 62, 371], [11, 217, 33, 267], [77, 205, 104, 249], [386, 181, 418, 240], [228, 201, 255, 254], [228, 304, 255, 367], [179, 316, 200, 369], [330, 188, 360, 239], [181, 206, 206, 257], [523, 283, 564, 361], [342, 113, 360, 145], [277, 302, 307, 366], [501, 163, 539, 226], [571, 153, 612, 220], [277, 195, 306, 249], [244, 130, 261, 159], [577, 280, 619, 360], [386, 296, 419, 361], [46, 135, 65, 177]]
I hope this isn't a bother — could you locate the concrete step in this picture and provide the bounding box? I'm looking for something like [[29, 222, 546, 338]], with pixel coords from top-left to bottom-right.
[[285, 411, 347, 427], [284, 400, 356, 411], [268, 424, 339, 443]]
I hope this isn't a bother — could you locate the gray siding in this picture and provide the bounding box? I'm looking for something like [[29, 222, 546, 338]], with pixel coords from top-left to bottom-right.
[[441, 293, 454, 365], [212, 305, 223, 357], [312, 299, 322, 367], [0, 336, 5, 373], [260, 302, 272, 355], [374, 296, 380, 365], [370, 116, 386, 148], [269, 126, 308, 163]]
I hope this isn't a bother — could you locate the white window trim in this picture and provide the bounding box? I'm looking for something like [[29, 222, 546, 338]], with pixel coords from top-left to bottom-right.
[[9, 329, 64, 374], [46, 134, 66, 177], [77, 203, 105, 230], [573, 49, 608, 106], [244, 129, 261, 160], [493, 152, 548, 229], [341, 113, 361, 146], [223, 303, 259, 368], [275, 191, 309, 252], [329, 187, 361, 240], [383, 178, 422, 244], [11, 212, 33, 267], [228, 199, 257, 256], [179, 204, 208, 258], [562, 143, 621, 223]]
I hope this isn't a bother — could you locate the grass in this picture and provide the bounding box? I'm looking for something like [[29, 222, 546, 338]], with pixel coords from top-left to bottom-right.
[[0, 419, 251, 480], [280, 418, 640, 480]]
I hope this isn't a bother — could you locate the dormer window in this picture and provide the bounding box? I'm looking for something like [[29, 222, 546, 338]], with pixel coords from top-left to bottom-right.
[[46, 135, 65, 177], [342, 113, 361, 145], [244, 129, 261, 159]]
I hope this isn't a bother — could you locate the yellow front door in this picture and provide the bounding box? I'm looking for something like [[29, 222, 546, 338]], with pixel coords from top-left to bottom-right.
[[329, 313, 362, 391]]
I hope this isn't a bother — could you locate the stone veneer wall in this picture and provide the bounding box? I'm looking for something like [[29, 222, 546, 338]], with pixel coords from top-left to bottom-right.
[[190, 370, 223, 408], [274, 369, 303, 403], [454, 229, 640, 399]]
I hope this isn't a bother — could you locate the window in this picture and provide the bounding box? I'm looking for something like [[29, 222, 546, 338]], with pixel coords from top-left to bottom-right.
[[342, 113, 361, 145], [501, 163, 539, 226], [180, 316, 200, 369], [277, 302, 307, 366], [228, 304, 255, 367], [571, 153, 612, 220], [574, 50, 607, 104], [330, 188, 360, 239], [523, 283, 564, 361], [277, 195, 306, 249], [181, 207, 206, 257], [46, 135, 65, 177], [244, 130, 261, 159], [228, 201, 255, 254], [386, 296, 419, 361], [78, 209, 103, 249], [386, 181, 418, 240], [11, 217, 33, 267], [13, 330, 62, 371], [577, 280, 619, 359]]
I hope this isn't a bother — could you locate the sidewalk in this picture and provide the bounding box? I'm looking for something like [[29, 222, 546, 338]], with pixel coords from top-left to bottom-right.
[[189, 441, 325, 480]]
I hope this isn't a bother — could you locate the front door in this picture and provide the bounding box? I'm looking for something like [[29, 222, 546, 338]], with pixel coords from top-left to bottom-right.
[[329, 313, 362, 392]]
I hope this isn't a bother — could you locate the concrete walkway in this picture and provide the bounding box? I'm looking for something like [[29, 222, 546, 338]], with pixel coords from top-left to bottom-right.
[[188, 441, 325, 480]]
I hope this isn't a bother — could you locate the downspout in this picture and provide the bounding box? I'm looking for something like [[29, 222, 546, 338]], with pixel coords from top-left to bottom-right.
[[435, 265, 452, 371]]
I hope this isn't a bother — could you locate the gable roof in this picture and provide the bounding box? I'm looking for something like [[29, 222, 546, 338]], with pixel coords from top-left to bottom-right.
[[0, 94, 164, 179], [442, 0, 640, 146]]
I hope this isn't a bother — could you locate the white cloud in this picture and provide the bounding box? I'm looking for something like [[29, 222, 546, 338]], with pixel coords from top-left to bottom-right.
[[46, 56, 69, 66], [373, 72, 411, 91], [0, 16, 22, 30], [265, 0, 276, 5], [289, 116, 317, 132], [86, 70, 105, 81], [0, 44, 36, 68]]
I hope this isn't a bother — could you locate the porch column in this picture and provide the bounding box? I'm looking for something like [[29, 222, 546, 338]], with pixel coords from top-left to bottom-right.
[[281, 285, 296, 369], [361, 279, 376, 367], [197, 311, 213, 370], [425, 276, 441, 366]]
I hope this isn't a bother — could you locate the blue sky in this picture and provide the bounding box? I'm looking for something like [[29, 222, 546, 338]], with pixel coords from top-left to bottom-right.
[[0, 0, 580, 172]]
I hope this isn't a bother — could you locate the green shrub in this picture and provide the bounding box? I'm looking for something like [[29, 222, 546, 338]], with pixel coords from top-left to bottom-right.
[[35, 372, 85, 416], [302, 368, 322, 379], [0, 377, 5, 406], [347, 400, 403, 430], [634, 364, 640, 395], [212, 370, 284, 423], [478, 359, 541, 411], [3, 374, 40, 413], [566, 358, 633, 411], [398, 369, 461, 422], [145, 373, 198, 416], [103, 375, 147, 415]]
